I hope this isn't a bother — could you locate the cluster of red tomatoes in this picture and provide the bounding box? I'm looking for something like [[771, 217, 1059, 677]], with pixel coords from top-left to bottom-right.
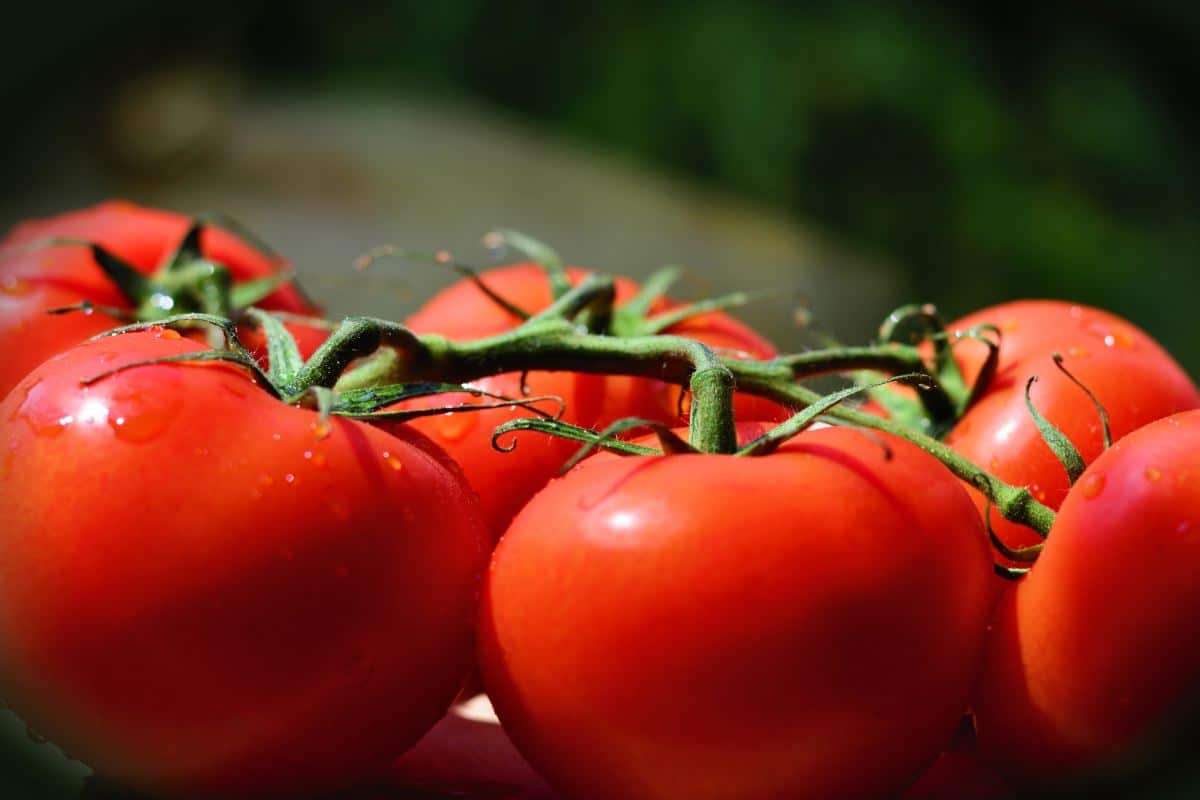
[[2, 202, 1200, 799]]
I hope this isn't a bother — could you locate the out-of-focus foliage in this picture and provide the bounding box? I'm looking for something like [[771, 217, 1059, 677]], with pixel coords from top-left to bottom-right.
[[2, 1, 1198, 374]]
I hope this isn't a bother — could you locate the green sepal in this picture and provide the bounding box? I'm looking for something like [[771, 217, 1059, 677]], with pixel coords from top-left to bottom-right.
[[37, 238, 156, 302], [1052, 352, 1112, 448], [737, 373, 925, 457], [486, 228, 570, 300], [355, 245, 531, 321], [613, 266, 683, 324], [242, 309, 304, 388], [983, 498, 1044, 563], [342, 394, 564, 424], [333, 382, 563, 419], [1025, 374, 1086, 484], [954, 324, 1002, 411], [490, 417, 663, 465], [879, 303, 969, 418]]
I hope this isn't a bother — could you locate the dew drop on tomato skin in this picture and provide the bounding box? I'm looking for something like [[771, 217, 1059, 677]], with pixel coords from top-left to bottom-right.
[[284, 473, 297, 485], [0, 276, 33, 296], [1144, 467, 1163, 482], [382, 451, 404, 471], [435, 411, 477, 442], [304, 449, 328, 468], [310, 419, 333, 439], [1080, 473, 1106, 499], [107, 407, 173, 444]]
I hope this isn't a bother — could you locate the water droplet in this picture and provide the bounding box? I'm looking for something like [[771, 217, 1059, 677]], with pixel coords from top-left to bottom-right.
[[1000, 319, 1019, 333], [149, 293, 175, 312], [1080, 473, 1106, 499], [108, 408, 172, 443], [160, 328, 181, 340], [1168, 417, 1182, 427], [284, 473, 296, 485], [1068, 305, 1083, 319], [1084, 321, 1136, 350], [382, 451, 404, 471], [1066, 346, 1090, 359], [0, 276, 33, 296], [436, 412, 476, 441], [271, 432, 282, 442], [1144, 467, 1162, 482], [989, 456, 1001, 472], [147, 325, 164, 336], [311, 419, 332, 439], [1031, 484, 1047, 503], [304, 449, 327, 468]]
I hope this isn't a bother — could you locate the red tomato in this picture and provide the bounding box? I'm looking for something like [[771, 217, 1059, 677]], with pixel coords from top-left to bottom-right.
[[902, 718, 1014, 799], [973, 410, 1200, 787], [0, 201, 321, 397], [943, 301, 1200, 567], [479, 424, 994, 800], [404, 263, 783, 539], [0, 330, 487, 796]]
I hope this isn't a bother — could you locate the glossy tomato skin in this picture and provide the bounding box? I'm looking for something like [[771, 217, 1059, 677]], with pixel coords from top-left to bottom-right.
[[0, 331, 487, 797], [479, 425, 994, 800], [404, 263, 783, 539], [973, 410, 1200, 787], [0, 201, 319, 397], [943, 301, 1200, 566]]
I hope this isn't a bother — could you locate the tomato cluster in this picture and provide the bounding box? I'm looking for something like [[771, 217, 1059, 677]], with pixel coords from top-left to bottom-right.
[[2, 203, 1199, 799]]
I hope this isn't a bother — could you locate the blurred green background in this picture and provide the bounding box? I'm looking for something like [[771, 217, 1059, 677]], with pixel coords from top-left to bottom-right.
[[3, 2, 1200, 797], [3, 1, 1198, 370]]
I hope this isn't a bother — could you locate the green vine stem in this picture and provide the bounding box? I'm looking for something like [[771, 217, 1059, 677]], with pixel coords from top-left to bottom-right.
[[726, 371, 1056, 537]]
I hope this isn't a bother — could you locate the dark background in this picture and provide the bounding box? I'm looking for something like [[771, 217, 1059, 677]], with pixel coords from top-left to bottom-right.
[[3, 1, 1200, 797]]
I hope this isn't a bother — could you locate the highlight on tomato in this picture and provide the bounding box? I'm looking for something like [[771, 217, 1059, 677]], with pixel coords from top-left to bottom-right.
[[478, 423, 995, 800], [0, 327, 487, 797], [0, 201, 324, 397], [972, 409, 1200, 790]]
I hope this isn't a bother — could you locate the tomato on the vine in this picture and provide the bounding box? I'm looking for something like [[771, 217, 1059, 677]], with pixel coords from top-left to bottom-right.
[[0, 330, 487, 797], [943, 301, 1200, 564], [479, 424, 994, 800], [973, 409, 1200, 788], [403, 263, 784, 538], [0, 201, 323, 397]]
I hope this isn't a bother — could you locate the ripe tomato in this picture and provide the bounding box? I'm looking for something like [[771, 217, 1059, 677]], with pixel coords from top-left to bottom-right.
[[0, 201, 322, 397], [0, 330, 487, 796], [902, 718, 1014, 799], [404, 263, 783, 538], [479, 424, 994, 800], [973, 410, 1200, 787], [943, 301, 1200, 565]]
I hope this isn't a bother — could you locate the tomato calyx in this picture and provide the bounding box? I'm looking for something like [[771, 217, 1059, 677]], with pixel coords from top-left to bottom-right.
[[84, 313, 566, 435], [857, 303, 1003, 435], [21, 215, 308, 325]]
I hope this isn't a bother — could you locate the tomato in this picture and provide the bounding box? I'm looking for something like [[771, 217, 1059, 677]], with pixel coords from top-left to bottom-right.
[[902, 718, 1014, 799], [479, 424, 994, 800], [973, 409, 1200, 788], [0, 201, 321, 397], [942, 301, 1200, 567], [0, 330, 487, 796], [404, 263, 783, 538]]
